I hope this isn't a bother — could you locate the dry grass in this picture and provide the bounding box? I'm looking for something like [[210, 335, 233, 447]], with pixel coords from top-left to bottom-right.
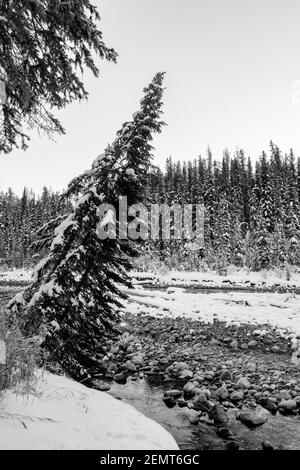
[[0, 305, 40, 398], [0, 411, 57, 428]]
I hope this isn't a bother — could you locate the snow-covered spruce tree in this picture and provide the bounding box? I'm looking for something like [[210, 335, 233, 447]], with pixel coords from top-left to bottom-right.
[[284, 150, 300, 265], [8, 73, 166, 381], [250, 153, 274, 270]]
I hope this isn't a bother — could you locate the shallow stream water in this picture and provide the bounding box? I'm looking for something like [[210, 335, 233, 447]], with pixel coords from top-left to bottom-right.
[[106, 375, 300, 450]]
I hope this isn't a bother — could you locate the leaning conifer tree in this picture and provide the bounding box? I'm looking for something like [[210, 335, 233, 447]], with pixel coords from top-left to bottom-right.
[[8, 72, 165, 381]]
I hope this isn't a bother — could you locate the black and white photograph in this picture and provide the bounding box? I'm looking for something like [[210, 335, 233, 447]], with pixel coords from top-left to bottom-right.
[[0, 0, 300, 456]]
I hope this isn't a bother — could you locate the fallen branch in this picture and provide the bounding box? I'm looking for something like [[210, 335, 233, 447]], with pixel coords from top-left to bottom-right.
[[219, 299, 251, 306], [270, 303, 288, 309], [120, 287, 175, 301]]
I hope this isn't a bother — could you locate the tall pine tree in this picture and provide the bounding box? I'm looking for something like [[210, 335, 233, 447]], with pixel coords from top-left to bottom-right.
[[8, 73, 166, 381]]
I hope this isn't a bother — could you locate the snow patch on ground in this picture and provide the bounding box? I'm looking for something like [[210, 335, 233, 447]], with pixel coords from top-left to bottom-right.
[[0, 371, 178, 450], [0, 269, 32, 283]]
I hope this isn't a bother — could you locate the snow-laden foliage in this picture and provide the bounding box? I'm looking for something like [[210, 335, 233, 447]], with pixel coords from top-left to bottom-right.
[[8, 73, 165, 381]]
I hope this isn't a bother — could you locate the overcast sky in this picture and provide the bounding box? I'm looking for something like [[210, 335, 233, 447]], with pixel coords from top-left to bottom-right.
[[1, 0, 300, 195]]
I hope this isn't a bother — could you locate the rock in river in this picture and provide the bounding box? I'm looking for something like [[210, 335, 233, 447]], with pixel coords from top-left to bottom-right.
[[220, 370, 232, 381], [216, 426, 232, 439], [132, 355, 144, 366], [125, 361, 137, 373], [114, 372, 127, 384], [216, 385, 229, 400], [179, 369, 194, 379], [262, 440, 275, 451], [278, 399, 297, 412], [174, 362, 190, 372], [230, 391, 244, 403], [183, 381, 196, 396], [278, 390, 291, 400], [192, 394, 212, 412], [236, 377, 251, 389], [164, 389, 182, 399], [163, 396, 177, 408], [238, 408, 269, 427], [177, 398, 188, 407], [209, 404, 229, 425]]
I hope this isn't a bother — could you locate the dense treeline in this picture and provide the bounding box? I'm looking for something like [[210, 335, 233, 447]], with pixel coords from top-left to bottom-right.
[[1, 142, 300, 273], [145, 142, 300, 272], [0, 187, 72, 267]]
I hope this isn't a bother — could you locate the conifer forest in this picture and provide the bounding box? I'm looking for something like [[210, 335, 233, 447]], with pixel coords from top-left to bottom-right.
[[1, 0, 300, 455]]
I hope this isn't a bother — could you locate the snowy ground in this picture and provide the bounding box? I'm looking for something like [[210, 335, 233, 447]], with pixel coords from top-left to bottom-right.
[[1, 267, 299, 342], [0, 268, 32, 284], [130, 268, 300, 290], [0, 371, 178, 450], [2, 266, 300, 289], [121, 287, 300, 347]]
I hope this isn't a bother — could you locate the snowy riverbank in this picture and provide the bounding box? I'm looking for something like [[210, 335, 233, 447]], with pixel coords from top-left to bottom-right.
[[122, 288, 300, 337], [0, 371, 178, 450], [130, 268, 300, 292], [0, 269, 32, 285], [1, 267, 300, 291]]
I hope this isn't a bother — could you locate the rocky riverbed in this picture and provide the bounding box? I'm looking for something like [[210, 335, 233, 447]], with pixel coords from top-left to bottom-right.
[[93, 312, 300, 450], [1, 285, 300, 450]]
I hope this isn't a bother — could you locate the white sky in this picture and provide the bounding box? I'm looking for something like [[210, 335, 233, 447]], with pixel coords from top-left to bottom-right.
[[1, 0, 300, 195]]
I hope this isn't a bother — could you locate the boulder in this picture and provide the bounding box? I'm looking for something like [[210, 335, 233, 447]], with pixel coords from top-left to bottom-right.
[[163, 396, 177, 408], [174, 362, 189, 371], [209, 404, 229, 425], [278, 390, 291, 400], [238, 408, 269, 427], [262, 440, 275, 450], [183, 382, 196, 395], [177, 398, 188, 407], [278, 399, 297, 412], [220, 370, 232, 381], [236, 377, 251, 389], [192, 394, 212, 412], [216, 426, 232, 439], [216, 385, 229, 400], [230, 391, 244, 403], [114, 372, 127, 384], [132, 355, 144, 366], [179, 369, 194, 379], [225, 441, 239, 450], [125, 361, 137, 373]]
